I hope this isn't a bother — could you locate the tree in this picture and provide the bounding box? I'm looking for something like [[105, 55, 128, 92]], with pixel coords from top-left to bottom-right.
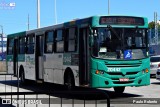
[[148, 21, 155, 29], [148, 21, 160, 29]]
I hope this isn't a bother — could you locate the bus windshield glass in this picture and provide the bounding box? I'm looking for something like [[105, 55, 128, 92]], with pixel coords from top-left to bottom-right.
[[92, 28, 148, 60]]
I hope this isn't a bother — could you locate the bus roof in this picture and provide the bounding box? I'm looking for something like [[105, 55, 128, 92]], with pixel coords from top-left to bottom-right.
[[7, 15, 148, 37], [7, 31, 26, 38]]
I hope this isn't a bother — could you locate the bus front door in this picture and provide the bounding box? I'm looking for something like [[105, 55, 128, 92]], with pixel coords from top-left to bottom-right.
[[79, 28, 89, 85], [35, 35, 44, 80], [13, 39, 18, 76]]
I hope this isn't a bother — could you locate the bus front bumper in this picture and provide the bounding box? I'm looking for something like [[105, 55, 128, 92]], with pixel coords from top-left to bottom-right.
[[90, 73, 150, 88]]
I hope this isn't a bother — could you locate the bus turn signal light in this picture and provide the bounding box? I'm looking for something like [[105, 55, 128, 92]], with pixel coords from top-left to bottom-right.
[[95, 70, 99, 74], [145, 69, 149, 73]]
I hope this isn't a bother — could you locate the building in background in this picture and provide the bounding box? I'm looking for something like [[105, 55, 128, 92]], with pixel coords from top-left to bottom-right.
[[0, 37, 7, 60], [149, 29, 160, 45], [148, 29, 160, 56]]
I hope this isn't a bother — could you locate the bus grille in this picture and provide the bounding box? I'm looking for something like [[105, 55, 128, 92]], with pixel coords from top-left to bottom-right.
[[106, 71, 139, 76], [105, 62, 142, 68]]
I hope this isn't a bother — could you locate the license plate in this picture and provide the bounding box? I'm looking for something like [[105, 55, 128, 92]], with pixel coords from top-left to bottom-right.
[[119, 78, 129, 82]]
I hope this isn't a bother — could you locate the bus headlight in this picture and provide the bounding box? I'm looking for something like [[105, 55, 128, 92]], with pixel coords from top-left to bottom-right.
[[95, 70, 104, 75], [95, 70, 100, 74]]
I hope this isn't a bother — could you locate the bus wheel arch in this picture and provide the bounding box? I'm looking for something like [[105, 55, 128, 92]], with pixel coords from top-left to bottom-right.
[[64, 67, 75, 90]]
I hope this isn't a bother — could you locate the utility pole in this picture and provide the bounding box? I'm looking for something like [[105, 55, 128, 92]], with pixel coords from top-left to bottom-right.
[[0, 25, 3, 53], [54, 0, 57, 24], [28, 14, 30, 30], [108, 0, 110, 15], [149, 29, 152, 45], [154, 12, 158, 45], [37, 0, 40, 28]]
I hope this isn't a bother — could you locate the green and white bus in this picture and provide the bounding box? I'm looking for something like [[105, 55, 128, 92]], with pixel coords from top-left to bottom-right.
[[7, 15, 150, 93]]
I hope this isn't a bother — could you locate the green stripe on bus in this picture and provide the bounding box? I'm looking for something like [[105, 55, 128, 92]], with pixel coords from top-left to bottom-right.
[[18, 55, 25, 62], [7, 31, 26, 38], [7, 55, 13, 61], [6, 55, 25, 62]]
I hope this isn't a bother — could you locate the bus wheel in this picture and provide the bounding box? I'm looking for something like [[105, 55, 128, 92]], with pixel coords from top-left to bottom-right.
[[64, 73, 75, 90], [114, 86, 125, 93], [20, 70, 26, 85]]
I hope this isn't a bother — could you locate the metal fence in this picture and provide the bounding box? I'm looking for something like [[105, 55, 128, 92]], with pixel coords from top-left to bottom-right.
[[0, 74, 110, 107]]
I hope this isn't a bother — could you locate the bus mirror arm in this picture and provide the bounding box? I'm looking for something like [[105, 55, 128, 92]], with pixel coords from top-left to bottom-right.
[[89, 34, 94, 47], [89, 26, 94, 47]]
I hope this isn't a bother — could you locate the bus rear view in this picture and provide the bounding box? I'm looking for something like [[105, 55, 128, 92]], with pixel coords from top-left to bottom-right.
[[90, 16, 150, 93]]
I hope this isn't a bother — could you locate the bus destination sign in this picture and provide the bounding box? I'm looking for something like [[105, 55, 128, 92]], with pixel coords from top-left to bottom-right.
[[100, 16, 144, 26]]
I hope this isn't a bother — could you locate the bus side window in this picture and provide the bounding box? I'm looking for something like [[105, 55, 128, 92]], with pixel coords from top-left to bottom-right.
[[7, 38, 14, 55], [44, 31, 54, 53], [19, 37, 25, 54], [26, 34, 35, 54], [68, 27, 77, 52], [55, 29, 64, 53]]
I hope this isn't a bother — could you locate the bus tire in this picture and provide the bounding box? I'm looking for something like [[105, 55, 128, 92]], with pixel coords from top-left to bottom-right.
[[114, 86, 125, 93], [64, 71, 75, 90], [19, 68, 27, 85]]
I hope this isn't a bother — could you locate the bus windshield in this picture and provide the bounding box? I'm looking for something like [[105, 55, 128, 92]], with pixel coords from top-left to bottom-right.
[[92, 27, 148, 60]]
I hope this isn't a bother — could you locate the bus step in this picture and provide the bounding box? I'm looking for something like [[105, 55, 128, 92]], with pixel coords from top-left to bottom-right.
[[36, 80, 43, 83], [80, 84, 89, 87]]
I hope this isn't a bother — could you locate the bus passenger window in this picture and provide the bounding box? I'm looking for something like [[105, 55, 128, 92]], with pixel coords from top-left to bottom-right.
[[55, 30, 64, 52], [19, 37, 25, 54], [7, 39, 14, 55], [44, 31, 54, 53], [68, 28, 77, 52], [26, 35, 35, 54]]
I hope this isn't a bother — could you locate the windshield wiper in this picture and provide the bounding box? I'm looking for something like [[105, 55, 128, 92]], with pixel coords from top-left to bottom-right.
[[107, 25, 121, 40]]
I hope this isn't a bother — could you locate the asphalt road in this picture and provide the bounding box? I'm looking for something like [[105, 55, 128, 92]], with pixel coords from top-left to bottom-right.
[[0, 74, 160, 107], [103, 77, 160, 107]]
